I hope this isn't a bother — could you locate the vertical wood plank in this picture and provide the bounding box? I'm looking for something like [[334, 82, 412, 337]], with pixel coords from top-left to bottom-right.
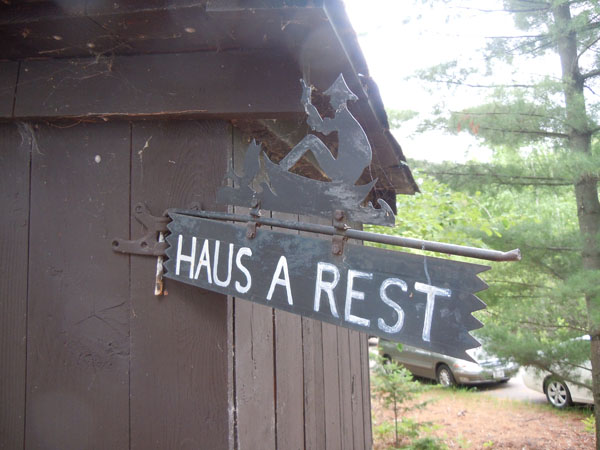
[[26, 122, 130, 449], [349, 330, 365, 449], [226, 134, 236, 450], [235, 301, 276, 450], [232, 129, 276, 450], [322, 322, 342, 449], [310, 213, 343, 450], [273, 212, 304, 450], [337, 328, 354, 450], [299, 215, 327, 450], [130, 120, 230, 450], [0, 123, 30, 449], [301, 317, 326, 450], [227, 293, 236, 450], [361, 333, 373, 450], [348, 223, 371, 449]]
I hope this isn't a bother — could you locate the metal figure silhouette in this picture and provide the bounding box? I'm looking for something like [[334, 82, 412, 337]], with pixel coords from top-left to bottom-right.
[[278, 75, 371, 185]]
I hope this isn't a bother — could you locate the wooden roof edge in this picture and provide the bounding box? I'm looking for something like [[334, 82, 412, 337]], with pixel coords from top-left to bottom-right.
[[323, 0, 419, 195]]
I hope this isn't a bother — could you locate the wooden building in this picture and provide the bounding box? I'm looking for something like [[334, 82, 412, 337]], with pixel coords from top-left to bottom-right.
[[0, 1, 417, 448]]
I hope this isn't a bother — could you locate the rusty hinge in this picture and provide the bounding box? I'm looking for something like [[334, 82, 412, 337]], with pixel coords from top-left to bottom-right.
[[112, 203, 170, 296], [112, 203, 169, 256]]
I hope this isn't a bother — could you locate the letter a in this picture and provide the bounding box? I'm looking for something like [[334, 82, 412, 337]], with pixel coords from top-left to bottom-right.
[[266, 256, 293, 305], [194, 239, 213, 284]]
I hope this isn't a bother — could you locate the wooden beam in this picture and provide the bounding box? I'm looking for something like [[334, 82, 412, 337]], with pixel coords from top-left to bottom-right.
[[12, 50, 302, 120]]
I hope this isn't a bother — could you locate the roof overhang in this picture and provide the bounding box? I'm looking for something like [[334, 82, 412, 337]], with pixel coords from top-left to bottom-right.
[[0, 0, 418, 196]]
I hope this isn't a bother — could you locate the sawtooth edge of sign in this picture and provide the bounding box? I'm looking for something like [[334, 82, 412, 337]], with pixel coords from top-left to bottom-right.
[[163, 213, 489, 362], [216, 74, 396, 227]]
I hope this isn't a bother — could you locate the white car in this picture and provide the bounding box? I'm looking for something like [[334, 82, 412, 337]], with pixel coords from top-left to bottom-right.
[[521, 336, 593, 408]]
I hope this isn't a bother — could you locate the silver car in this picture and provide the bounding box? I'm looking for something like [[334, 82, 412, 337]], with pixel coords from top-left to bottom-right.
[[379, 339, 519, 386], [521, 336, 593, 408]]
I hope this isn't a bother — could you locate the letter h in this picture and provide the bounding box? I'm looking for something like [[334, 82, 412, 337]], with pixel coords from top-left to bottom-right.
[[176, 234, 196, 278]]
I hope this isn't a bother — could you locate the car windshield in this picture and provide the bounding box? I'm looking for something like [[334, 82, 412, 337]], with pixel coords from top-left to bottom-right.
[[466, 345, 492, 363]]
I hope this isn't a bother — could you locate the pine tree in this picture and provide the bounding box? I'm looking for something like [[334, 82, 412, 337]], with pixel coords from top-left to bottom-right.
[[408, 0, 600, 443]]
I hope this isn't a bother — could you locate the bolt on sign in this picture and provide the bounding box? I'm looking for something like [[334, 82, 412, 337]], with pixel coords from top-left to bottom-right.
[[160, 75, 517, 361]]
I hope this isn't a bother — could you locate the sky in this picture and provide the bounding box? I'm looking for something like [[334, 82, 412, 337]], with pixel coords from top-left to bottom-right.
[[342, 0, 558, 163]]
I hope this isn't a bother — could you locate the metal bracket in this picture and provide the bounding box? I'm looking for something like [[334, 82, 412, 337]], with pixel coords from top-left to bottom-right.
[[332, 235, 347, 256], [246, 221, 258, 239], [332, 209, 349, 255], [112, 203, 170, 256]]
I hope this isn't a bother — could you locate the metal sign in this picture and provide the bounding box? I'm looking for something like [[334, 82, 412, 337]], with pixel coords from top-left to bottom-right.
[[110, 74, 520, 360], [164, 212, 489, 360], [217, 75, 395, 226]]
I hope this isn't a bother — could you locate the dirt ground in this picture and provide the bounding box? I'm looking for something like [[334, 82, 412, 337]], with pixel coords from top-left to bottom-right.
[[371, 387, 594, 449]]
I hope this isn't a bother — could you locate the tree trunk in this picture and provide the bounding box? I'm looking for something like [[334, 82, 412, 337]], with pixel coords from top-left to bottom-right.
[[553, 4, 600, 447]]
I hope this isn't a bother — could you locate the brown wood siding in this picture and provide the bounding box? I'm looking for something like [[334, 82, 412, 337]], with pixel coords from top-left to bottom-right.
[[232, 130, 277, 449], [273, 212, 305, 450], [25, 122, 131, 449], [0, 62, 18, 117], [11, 53, 301, 121], [322, 322, 343, 448], [0, 123, 30, 450], [301, 317, 326, 450], [129, 120, 231, 449], [0, 118, 372, 449], [230, 133, 373, 450]]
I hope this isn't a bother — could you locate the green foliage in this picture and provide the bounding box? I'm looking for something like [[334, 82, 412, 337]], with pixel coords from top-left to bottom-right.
[[584, 414, 596, 434], [371, 353, 444, 449], [388, 109, 420, 129], [371, 353, 427, 415], [406, 436, 448, 450], [385, 158, 591, 387], [413, 0, 600, 146], [398, 0, 600, 405], [368, 174, 500, 253], [374, 421, 396, 442]]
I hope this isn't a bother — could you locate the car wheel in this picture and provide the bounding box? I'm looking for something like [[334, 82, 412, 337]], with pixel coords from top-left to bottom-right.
[[545, 378, 573, 408], [436, 364, 456, 387]]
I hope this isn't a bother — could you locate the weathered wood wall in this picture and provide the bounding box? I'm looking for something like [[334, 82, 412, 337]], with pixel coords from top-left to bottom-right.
[[0, 118, 372, 449], [0, 123, 30, 450], [230, 131, 372, 450]]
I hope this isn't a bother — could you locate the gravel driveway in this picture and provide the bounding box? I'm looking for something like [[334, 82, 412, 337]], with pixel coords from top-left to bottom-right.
[[474, 369, 547, 403]]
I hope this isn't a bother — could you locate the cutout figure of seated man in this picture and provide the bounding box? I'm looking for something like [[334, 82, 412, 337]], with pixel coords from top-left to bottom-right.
[[278, 75, 372, 186]]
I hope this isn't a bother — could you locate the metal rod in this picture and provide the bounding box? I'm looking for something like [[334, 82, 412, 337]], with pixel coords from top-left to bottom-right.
[[167, 208, 521, 262]]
